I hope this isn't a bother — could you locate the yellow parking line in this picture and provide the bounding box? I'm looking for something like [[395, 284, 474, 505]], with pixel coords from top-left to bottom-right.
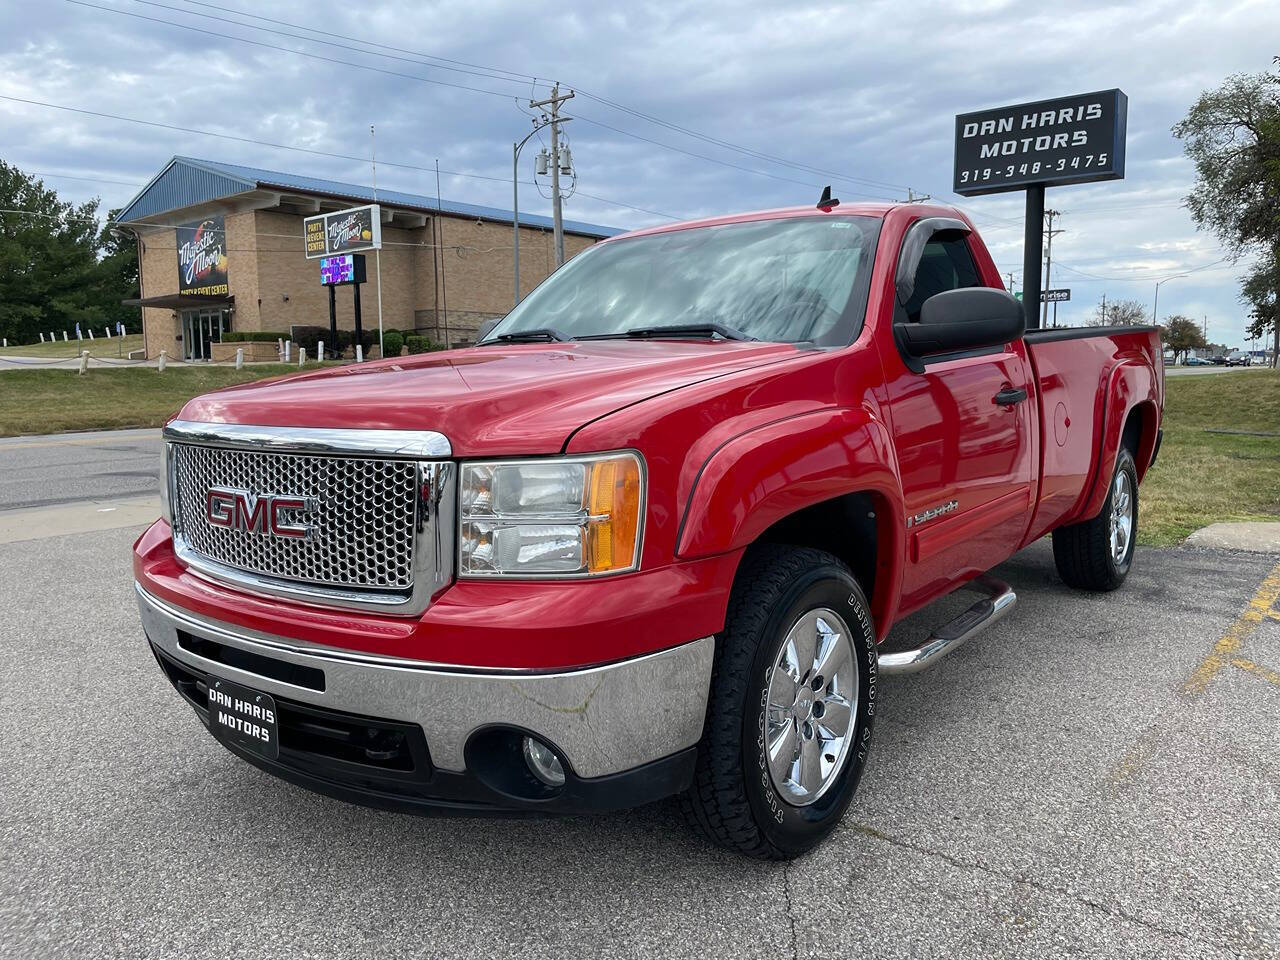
[[1183, 562, 1280, 697], [0, 432, 157, 451], [1231, 657, 1280, 690]]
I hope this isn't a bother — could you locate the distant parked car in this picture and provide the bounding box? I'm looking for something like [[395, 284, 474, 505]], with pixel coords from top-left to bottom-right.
[[1225, 355, 1252, 367], [1210, 355, 1228, 365], [1184, 356, 1212, 366]]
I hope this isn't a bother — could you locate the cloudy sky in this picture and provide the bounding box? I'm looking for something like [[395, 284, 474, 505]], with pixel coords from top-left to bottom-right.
[[1, 0, 1275, 345]]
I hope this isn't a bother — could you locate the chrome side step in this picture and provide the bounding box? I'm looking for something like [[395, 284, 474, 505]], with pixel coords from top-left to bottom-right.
[[877, 575, 1016, 676]]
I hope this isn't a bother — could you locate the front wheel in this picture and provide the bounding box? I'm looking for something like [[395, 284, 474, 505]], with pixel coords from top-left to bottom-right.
[[681, 545, 878, 859], [1052, 446, 1138, 591]]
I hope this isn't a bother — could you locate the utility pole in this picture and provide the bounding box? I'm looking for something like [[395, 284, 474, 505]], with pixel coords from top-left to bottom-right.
[[1100, 292, 1107, 325], [907, 188, 931, 203], [1041, 209, 1063, 328], [1006, 271, 1016, 295], [530, 83, 575, 267]]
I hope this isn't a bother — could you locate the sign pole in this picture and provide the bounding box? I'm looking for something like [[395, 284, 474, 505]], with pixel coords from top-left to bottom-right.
[[1023, 184, 1044, 330], [328, 284, 338, 359], [353, 280, 364, 360], [375, 249, 385, 356]]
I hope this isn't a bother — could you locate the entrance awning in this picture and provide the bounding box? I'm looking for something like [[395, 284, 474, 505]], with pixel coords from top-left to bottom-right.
[[121, 294, 234, 310]]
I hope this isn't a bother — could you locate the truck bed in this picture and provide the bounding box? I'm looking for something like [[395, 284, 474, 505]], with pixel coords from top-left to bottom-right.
[[1023, 324, 1164, 543]]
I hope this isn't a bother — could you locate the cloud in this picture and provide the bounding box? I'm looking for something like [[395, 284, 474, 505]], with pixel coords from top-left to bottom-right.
[[0, 0, 1274, 344]]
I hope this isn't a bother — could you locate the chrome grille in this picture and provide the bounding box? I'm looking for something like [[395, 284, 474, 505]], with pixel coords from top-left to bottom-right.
[[172, 443, 418, 591]]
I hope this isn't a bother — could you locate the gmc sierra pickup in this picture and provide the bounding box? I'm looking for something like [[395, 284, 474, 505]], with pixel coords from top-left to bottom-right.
[[135, 201, 1164, 859]]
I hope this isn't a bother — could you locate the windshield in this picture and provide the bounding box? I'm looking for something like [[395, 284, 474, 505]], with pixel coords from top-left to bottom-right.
[[486, 215, 881, 345]]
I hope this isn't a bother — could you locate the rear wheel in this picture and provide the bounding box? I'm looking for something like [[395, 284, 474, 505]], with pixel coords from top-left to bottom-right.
[[681, 545, 877, 859], [1052, 447, 1138, 591]]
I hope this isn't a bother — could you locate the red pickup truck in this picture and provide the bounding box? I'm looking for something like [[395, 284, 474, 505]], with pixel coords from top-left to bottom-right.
[[134, 201, 1163, 859]]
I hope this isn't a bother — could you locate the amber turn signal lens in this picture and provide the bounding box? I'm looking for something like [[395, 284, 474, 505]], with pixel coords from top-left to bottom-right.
[[586, 455, 642, 573]]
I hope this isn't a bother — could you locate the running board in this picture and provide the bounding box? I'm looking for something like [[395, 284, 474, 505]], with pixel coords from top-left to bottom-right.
[[877, 576, 1016, 676]]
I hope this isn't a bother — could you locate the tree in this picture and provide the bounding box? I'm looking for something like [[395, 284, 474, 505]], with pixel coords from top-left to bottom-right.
[[1242, 249, 1279, 365], [1090, 298, 1149, 326], [1173, 66, 1280, 366], [95, 207, 141, 334], [1160, 314, 1207, 363], [0, 161, 139, 345]]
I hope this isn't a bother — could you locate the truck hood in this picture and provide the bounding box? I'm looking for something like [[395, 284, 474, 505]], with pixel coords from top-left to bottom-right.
[[176, 340, 800, 455]]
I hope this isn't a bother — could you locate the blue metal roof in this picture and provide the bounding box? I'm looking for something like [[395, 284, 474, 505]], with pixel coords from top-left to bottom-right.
[[117, 156, 622, 237]]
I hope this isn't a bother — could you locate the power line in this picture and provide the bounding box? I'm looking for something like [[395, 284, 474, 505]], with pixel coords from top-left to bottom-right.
[[168, 0, 537, 84], [0, 95, 680, 221], [572, 112, 897, 199], [1053, 257, 1232, 282], [109, 0, 919, 198], [62, 0, 527, 102], [129, 0, 538, 90]]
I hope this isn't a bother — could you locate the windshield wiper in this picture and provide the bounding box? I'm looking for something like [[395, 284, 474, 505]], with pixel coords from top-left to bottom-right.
[[620, 322, 756, 342], [489, 327, 572, 343]]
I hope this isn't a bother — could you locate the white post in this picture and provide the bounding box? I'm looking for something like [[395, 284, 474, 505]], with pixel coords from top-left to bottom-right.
[[62, 331, 69, 342], [79, 350, 89, 375], [39, 332, 45, 343], [277, 337, 284, 361], [88, 329, 95, 340], [284, 340, 291, 363], [104, 327, 111, 338], [356, 343, 364, 364], [2, 338, 6, 348], [317, 340, 325, 363], [158, 349, 167, 373], [235, 347, 244, 370]]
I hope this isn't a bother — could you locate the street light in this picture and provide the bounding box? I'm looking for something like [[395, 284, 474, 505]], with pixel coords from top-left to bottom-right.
[[1151, 274, 1188, 325], [513, 124, 551, 308]]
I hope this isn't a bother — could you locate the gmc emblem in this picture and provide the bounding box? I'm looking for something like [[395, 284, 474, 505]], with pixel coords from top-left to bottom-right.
[[206, 487, 316, 539]]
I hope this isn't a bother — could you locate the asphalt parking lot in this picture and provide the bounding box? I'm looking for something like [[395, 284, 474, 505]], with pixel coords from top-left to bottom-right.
[[1, 432, 1277, 959]]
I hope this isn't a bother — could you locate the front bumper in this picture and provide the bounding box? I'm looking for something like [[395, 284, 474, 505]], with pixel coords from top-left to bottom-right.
[[138, 583, 714, 814]]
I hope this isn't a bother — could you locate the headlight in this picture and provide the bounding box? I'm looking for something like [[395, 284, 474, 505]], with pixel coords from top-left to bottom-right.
[[459, 452, 644, 577]]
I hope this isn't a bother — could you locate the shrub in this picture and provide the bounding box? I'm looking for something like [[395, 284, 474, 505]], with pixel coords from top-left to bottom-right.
[[222, 331, 287, 343], [289, 325, 326, 357], [405, 336, 446, 354], [381, 331, 404, 357]]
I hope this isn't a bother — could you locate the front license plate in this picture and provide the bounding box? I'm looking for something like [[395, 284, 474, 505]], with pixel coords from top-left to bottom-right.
[[206, 677, 280, 761]]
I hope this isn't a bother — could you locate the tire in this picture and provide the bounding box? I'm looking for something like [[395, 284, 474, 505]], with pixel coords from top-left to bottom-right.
[[1052, 446, 1138, 591], [681, 544, 878, 859]]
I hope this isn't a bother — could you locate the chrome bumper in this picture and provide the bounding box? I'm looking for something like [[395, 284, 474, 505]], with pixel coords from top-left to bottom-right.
[[136, 584, 713, 779]]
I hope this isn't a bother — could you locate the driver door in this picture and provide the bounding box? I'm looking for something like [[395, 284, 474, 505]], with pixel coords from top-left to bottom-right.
[[883, 229, 1034, 615]]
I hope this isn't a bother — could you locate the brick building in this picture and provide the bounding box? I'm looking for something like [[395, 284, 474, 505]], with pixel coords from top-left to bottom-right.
[[117, 156, 619, 360]]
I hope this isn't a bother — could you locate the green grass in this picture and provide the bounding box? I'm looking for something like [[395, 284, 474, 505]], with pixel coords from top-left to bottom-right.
[[0, 333, 145, 359], [1139, 368, 1280, 546], [0, 365, 323, 436]]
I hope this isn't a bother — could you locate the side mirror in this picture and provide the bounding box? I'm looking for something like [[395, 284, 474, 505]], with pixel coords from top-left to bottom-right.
[[895, 287, 1025, 360]]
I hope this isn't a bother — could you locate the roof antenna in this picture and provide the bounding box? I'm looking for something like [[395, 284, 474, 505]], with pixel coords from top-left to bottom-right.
[[816, 185, 840, 211]]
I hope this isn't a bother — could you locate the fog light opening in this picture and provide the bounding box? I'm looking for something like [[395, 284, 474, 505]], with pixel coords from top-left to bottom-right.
[[522, 736, 566, 788]]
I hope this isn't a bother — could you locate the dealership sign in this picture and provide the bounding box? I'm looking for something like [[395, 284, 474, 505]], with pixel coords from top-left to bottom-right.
[[176, 215, 229, 296], [304, 204, 382, 259], [953, 89, 1127, 196]]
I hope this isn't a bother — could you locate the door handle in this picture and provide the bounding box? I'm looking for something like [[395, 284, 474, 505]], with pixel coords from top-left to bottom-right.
[[994, 387, 1027, 406]]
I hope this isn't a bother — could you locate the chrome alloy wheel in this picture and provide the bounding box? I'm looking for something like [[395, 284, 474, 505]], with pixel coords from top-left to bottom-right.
[[1110, 470, 1133, 564], [764, 608, 859, 806]]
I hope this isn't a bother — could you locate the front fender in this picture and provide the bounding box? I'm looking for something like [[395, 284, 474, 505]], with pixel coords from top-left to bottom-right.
[[675, 406, 904, 630]]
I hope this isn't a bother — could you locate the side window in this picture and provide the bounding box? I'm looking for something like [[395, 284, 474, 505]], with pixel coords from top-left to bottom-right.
[[903, 234, 981, 322]]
